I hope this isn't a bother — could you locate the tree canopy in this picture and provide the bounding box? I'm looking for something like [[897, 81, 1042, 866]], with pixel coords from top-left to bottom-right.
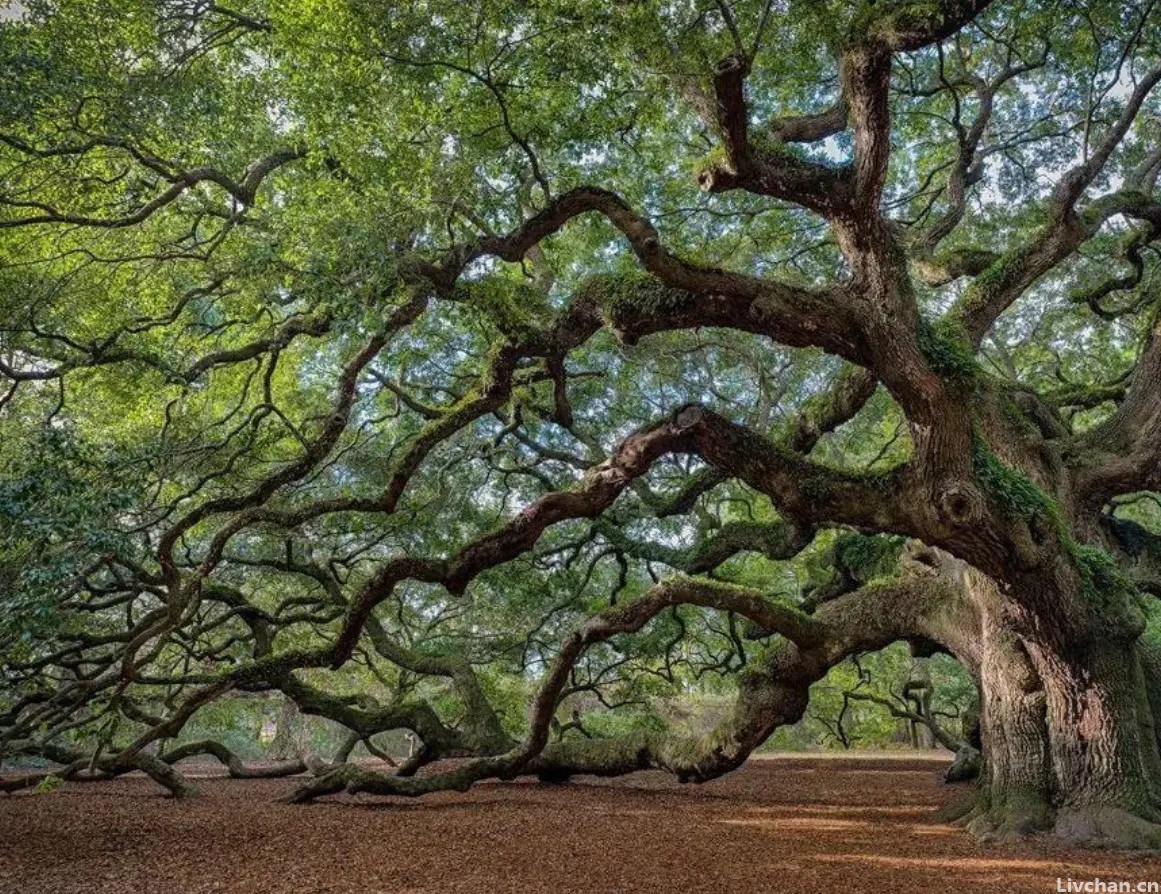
[[2, 0, 1160, 847]]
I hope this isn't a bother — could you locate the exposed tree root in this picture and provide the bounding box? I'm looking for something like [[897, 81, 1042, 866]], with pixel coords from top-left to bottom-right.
[[958, 790, 1054, 841], [1053, 808, 1161, 851], [3, 742, 199, 798], [944, 746, 981, 783], [947, 790, 1161, 851]]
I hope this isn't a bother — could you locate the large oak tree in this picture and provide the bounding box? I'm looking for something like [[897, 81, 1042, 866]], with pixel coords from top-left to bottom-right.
[[2, 0, 1160, 848]]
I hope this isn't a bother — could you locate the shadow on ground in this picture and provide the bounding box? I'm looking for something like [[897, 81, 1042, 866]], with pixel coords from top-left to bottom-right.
[[2, 756, 1158, 893]]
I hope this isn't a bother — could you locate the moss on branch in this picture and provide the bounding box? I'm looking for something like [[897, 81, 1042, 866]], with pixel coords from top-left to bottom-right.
[[917, 316, 978, 384], [970, 437, 1058, 524], [578, 272, 699, 330], [834, 532, 907, 582]]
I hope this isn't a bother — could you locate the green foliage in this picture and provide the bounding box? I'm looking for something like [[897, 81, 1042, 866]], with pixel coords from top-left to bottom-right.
[[34, 774, 64, 794], [582, 708, 667, 739], [970, 437, 1142, 612], [179, 698, 269, 759], [1069, 543, 1138, 608], [456, 277, 551, 343], [765, 645, 976, 751], [0, 428, 140, 650]]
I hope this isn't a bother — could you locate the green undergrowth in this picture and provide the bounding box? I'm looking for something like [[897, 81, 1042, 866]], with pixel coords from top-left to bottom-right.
[[34, 774, 64, 794]]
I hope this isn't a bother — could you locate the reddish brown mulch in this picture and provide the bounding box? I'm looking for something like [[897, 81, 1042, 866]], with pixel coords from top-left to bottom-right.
[[2, 756, 1159, 893]]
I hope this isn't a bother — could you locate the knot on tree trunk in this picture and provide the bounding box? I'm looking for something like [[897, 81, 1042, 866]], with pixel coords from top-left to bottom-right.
[[697, 162, 737, 193], [673, 404, 707, 429], [714, 53, 749, 79], [938, 481, 986, 527]]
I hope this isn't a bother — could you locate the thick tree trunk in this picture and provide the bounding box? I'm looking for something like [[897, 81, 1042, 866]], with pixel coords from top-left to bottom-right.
[[1143, 638, 1161, 760], [969, 625, 1053, 835], [1038, 640, 1161, 847], [267, 696, 304, 761], [963, 576, 1161, 848]]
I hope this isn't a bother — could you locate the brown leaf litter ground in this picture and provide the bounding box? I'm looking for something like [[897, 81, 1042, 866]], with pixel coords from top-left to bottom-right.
[[2, 754, 1158, 893]]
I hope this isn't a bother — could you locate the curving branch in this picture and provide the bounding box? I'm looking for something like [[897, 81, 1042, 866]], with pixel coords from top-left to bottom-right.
[[0, 144, 305, 229], [289, 572, 970, 801]]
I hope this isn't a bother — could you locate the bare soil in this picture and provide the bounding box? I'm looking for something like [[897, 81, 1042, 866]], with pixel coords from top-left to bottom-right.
[[2, 756, 1159, 893]]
